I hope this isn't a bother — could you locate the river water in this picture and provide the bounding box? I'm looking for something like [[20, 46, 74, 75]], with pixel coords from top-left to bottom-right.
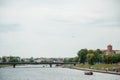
[[0, 65, 120, 80]]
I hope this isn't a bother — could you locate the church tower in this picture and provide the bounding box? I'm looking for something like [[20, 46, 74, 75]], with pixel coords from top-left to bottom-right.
[[107, 44, 112, 52], [106, 44, 115, 54]]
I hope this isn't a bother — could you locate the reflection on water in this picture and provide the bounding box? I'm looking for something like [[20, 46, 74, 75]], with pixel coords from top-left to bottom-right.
[[0, 65, 120, 80]]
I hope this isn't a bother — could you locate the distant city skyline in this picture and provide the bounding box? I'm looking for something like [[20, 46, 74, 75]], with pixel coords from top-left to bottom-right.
[[0, 0, 120, 58]]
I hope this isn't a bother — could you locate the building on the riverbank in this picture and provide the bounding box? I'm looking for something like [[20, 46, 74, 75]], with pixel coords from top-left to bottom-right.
[[101, 44, 120, 54], [52, 58, 64, 62], [34, 57, 64, 63], [34, 58, 46, 62], [22, 58, 31, 62]]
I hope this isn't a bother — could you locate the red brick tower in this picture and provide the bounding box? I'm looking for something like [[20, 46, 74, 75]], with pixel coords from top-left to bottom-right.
[[107, 44, 112, 52], [106, 44, 115, 54]]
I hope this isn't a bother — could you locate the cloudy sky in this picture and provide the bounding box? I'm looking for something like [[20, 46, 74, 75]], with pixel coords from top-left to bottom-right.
[[0, 0, 120, 58]]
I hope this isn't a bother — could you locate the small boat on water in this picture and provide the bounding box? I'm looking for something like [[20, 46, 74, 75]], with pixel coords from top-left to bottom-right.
[[84, 71, 93, 75]]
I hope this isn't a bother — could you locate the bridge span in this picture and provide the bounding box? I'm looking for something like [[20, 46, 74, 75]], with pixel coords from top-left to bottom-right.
[[0, 62, 78, 68]]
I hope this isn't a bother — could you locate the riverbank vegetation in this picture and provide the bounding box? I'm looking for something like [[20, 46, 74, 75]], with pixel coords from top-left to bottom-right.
[[0, 65, 10, 68], [76, 64, 120, 69], [64, 49, 120, 65], [64, 49, 120, 72], [77, 49, 120, 65]]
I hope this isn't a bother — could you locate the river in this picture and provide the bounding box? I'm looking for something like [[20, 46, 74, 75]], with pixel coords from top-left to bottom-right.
[[0, 65, 120, 80]]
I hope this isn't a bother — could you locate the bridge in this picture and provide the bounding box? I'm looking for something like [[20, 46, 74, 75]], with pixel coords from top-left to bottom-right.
[[0, 62, 78, 68]]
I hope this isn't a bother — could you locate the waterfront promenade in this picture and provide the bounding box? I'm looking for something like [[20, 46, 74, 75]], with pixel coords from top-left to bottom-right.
[[71, 66, 120, 75]]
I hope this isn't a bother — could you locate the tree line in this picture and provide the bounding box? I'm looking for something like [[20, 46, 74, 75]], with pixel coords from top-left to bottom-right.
[[64, 49, 120, 65]]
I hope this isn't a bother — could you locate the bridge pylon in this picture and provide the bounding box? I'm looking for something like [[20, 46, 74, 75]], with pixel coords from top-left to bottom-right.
[[50, 64, 52, 67], [13, 64, 16, 68]]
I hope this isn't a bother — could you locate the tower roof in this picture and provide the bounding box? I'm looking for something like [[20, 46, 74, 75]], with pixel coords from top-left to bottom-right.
[[107, 44, 112, 47]]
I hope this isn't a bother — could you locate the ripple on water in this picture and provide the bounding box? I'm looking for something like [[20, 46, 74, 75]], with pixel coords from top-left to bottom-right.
[[0, 65, 120, 80]]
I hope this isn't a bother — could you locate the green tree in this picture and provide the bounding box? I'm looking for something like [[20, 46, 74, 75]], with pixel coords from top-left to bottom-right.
[[96, 49, 102, 54], [87, 53, 96, 65], [68, 58, 74, 62], [77, 49, 88, 64], [95, 49, 103, 63], [2, 57, 7, 62], [88, 50, 98, 63], [30, 57, 34, 62], [88, 50, 94, 53], [21, 59, 25, 62], [9, 57, 19, 62], [73, 57, 79, 62], [102, 54, 109, 64], [102, 54, 115, 64], [63, 58, 68, 62], [116, 54, 120, 62], [97, 54, 102, 63]]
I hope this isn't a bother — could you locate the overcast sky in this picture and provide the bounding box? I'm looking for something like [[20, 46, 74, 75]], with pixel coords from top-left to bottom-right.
[[0, 0, 120, 58]]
